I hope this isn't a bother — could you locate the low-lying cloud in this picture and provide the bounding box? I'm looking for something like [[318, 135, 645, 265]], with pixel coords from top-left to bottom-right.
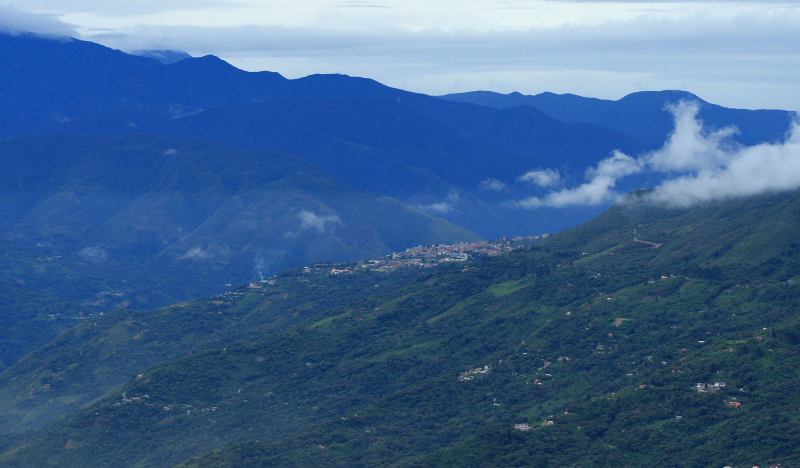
[[647, 119, 800, 207], [516, 152, 640, 209], [181, 243, 231, 261], [184, 246, 210, 260], [78, 246, 108, 263], [298, 209, 341, 233], [417, 191, 459, 215], [515, 101, 800, 209], [478, 178, 507, 192], [517, 169, 561, 188]]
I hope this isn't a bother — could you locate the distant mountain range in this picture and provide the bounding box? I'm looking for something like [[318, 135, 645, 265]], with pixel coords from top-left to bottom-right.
[[441, 90, 794, 147], [130, 49, 193, 65], [2, 28, 796, 332], [3, 31, 794, 242], [0, 31, 642, 237]]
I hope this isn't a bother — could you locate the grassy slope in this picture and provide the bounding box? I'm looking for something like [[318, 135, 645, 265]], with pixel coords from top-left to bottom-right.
[[2, 190, 800, 467]]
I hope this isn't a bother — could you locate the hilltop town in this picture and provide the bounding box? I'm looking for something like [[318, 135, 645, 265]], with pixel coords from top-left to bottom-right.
[[302, 235, 548, 277]]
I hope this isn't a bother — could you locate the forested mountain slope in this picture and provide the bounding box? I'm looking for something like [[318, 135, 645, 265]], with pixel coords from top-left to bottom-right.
[[3, 189, 799, 467], [0, 266, 423, 436], [0, 31, 647, 238], [5, 31, 797, 240], [0, 134, 477, 312]]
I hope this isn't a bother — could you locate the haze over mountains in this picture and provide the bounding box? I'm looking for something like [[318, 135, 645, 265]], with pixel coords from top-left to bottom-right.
[[2, 29, 798, 315], [1, 29, 798, 312], [2, 32, 796, 232], [0, 134, 476, 304], [2, 28, 800, 467]]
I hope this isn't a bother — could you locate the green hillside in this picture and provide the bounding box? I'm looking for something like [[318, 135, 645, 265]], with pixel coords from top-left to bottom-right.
[[0, 240, 106, 368], [0, 277, 81, 369], [2, 190, 800, 467], [0, 265, 422, 435]]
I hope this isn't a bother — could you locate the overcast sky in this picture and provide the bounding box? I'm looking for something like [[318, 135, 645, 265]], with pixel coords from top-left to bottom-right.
[[2, 1, 799, 111]]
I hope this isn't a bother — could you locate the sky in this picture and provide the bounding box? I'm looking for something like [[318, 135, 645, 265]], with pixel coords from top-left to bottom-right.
[[1, 1, 799, 111]]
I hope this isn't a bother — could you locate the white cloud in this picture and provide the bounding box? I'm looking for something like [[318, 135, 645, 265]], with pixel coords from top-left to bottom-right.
[[14, 0, 235, 17], [643, 113, 800, 207], [6, 2, 800, 109], [181, 244, 232, 260], [298, 209, 341, 232], [517, 169, 561, 187], [646, 101, 738, 172], [417, 202, 454, 215], [478, 178, 507, 191], [417, 190, 460, 215], [184, 246, 209, 260], [78, 246, 108, 263], [335, 1, 390, 8], [516, 152, 640, 208], [593, 150, 643, 180], [516, 100, 800, 209], [0, 6, 78, 37]]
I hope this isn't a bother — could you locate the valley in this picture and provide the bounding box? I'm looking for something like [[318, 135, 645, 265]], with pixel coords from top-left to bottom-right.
[[0, 27, 798, 468]]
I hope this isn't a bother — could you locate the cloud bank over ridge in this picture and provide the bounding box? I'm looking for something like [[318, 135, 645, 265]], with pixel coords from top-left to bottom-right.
[[0, 6, 77, 37], [515, 101, 800, 209], [4, 2, 799, 110]]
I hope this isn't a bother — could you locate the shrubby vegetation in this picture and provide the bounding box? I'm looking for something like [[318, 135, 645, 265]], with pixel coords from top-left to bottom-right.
[[0, 266, 422, 434], [0, 241, 93, 367], [3, 190, 800, 467]]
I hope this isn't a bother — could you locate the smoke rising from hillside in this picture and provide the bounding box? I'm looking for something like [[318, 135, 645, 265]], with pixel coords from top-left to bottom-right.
[[515, 101, 800, 209]]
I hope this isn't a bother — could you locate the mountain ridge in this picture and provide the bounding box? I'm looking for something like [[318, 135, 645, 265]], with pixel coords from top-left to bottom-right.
[[0, 30, 650, 240], [4, 30, 795, 242], [441, 89, 795, 148]]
